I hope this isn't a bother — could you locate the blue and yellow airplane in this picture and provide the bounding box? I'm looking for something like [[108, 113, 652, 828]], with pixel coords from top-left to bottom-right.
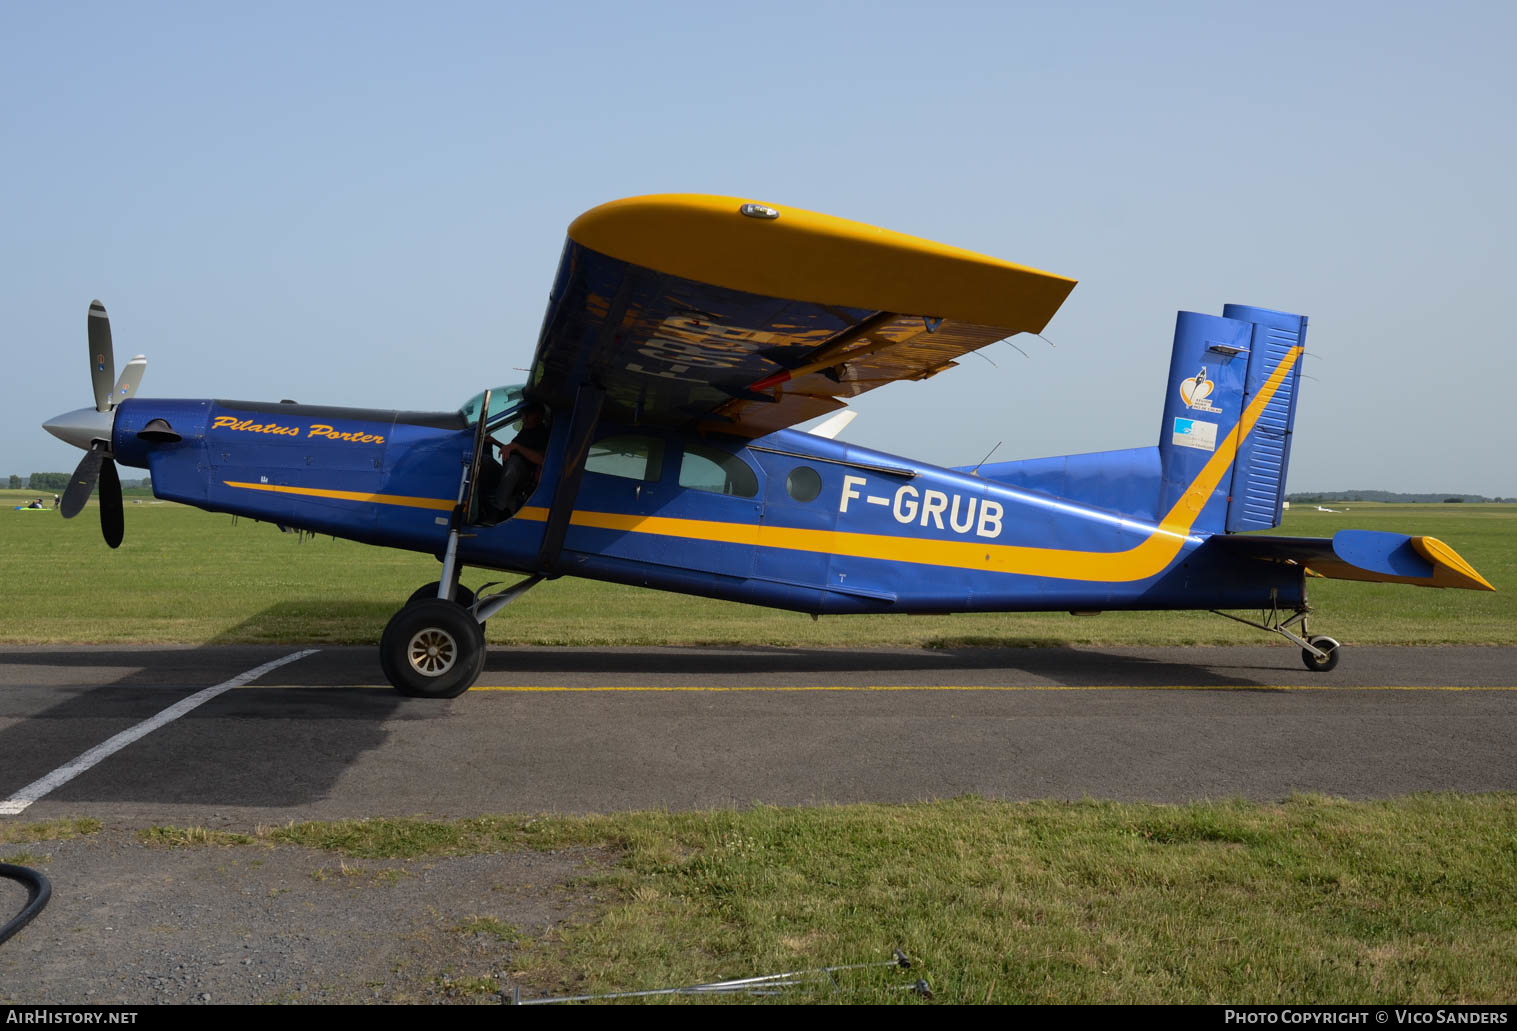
[[44, 194, 1494, 697]]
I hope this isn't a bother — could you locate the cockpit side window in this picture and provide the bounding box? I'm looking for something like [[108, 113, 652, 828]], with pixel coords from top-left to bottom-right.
[[458, 384, 527, 426]]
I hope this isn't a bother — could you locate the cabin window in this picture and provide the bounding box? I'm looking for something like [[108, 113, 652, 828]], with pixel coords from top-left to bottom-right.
[[678, 444, 759, 498], [786, 466, 822, 503], [585, 434, 665, 482]]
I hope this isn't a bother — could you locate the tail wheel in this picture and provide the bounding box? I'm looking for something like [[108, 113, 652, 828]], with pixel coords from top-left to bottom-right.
[[1301, 635, 1341, 673], [380, 599, 486, 698]]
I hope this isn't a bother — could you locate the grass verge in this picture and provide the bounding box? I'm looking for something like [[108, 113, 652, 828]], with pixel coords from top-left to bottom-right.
[[140, 795, 1517, 1003], [0, 817, 102, 845]]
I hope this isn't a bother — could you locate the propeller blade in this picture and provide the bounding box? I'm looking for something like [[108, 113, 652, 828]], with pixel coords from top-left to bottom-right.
[[99, 458, 123, 549], [111, 355, 146, 406], [60, 448, 105, 519], [88, 300, 115, 413]]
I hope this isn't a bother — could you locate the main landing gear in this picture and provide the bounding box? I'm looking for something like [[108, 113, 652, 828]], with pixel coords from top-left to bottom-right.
[[379, 519, 544, 697], [1211, 604, 1342, 672], [380, 598, 485, 698], [380, 574, 544, 698]]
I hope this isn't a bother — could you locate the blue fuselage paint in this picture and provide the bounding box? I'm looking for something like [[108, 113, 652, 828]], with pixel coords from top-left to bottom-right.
[[110, 395, 1304, 616]]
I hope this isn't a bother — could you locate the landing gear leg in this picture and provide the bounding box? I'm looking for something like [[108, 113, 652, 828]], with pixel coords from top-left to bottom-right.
[[1211, 603, 1343, 673], [437, 527, 463, 601], [409, 529, 475, 608], [382, 465, 487, 697]]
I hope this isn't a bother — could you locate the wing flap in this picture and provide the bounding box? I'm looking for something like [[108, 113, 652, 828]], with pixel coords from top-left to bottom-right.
[[775, 317, 1008, 397]]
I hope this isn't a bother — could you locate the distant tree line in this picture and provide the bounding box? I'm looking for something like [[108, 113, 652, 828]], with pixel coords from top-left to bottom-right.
[[1287, 490, 1512, 504], [8, 473, 152, 491]]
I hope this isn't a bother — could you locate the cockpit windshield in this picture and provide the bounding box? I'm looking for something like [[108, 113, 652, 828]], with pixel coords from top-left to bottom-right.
[[458, 384, 528, 432]]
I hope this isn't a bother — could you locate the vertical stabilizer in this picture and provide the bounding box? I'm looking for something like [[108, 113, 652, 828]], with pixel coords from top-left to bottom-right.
[[1156, 306, 1307, 534]]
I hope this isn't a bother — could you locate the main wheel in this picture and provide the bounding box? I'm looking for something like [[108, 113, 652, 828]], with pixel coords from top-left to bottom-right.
[[1301, 635, 1341, 673], [406, 581, 477, 609], [380, 599, 486, 698]]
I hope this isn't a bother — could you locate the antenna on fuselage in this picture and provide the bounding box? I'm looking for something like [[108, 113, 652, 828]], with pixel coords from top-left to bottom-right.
[[969, 441, 1003, 478]]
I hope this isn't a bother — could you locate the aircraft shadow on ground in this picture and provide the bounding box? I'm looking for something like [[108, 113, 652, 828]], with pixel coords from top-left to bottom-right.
[[477, 643, 1277, 687], [0, 604, 415, 808], [201, 600, 398, 651]]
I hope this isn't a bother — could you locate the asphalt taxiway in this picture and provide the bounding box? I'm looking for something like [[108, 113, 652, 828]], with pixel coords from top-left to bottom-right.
[[1, 644, 1514, 825]]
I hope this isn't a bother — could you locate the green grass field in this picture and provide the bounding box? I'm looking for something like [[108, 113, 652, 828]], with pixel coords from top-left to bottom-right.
[[0, 489, 1508, 646], [19, 796, 1503, 1004]]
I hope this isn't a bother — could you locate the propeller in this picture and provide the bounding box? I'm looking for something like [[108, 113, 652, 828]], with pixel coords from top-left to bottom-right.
[[49, 300, 146, 549], [89, 300, 114, 412], [60, 447, 105, 519]]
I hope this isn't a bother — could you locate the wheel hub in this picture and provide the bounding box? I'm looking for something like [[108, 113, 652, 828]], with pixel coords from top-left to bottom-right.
[[407, 627, 457, 677]]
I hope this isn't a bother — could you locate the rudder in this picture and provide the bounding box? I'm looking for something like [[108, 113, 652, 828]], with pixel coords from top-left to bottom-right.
[[1221, 304, 1307, 532]]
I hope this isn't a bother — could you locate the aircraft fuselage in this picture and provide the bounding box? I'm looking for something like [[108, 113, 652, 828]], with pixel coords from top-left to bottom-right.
[[108, 395, 1305, 616]]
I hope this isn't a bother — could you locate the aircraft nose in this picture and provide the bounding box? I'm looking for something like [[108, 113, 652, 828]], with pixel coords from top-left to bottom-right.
[[43, 406, 115, 451]]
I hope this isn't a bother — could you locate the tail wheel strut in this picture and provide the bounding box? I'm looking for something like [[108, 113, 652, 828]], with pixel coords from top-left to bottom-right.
[[1210, 605, 1343, 673]]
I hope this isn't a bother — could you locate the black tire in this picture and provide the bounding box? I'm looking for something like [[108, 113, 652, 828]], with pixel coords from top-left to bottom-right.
[[406, 581, 477, 609], [380, 599, 486, 698], [1301, 635, 1341, 673]]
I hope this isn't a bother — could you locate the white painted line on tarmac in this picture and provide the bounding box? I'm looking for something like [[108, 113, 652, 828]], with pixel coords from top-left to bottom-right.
[[0, 649, 319, 817]]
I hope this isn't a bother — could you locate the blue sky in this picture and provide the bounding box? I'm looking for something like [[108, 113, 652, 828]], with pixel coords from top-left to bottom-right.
[[5, 0, 1514, 493]]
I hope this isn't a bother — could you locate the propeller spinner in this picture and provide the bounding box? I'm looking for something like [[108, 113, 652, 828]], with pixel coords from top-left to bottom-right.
[[42, 300, 145, 549]]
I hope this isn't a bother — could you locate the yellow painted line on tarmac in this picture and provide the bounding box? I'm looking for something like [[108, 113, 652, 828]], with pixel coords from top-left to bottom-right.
[[467, 684, 1517, 693]]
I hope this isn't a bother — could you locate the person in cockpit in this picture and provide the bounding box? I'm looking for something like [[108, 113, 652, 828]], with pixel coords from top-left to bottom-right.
[[485, 403, 548, 521]]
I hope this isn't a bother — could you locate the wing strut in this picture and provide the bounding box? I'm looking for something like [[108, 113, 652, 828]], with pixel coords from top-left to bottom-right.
[[747, 311, 899, 392], [536, 383, 605, 573]]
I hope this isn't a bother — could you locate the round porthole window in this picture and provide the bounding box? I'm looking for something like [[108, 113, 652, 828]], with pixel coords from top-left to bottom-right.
[[786, 466, 822, 503]]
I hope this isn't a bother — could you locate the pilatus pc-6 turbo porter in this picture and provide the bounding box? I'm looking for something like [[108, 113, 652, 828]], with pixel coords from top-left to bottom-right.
[[44, 195, 1494, 697]]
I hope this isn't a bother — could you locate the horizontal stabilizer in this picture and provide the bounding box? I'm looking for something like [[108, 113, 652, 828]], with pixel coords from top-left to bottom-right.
[[807, 408, 858, 440], [1207, 530, 1494, 591]]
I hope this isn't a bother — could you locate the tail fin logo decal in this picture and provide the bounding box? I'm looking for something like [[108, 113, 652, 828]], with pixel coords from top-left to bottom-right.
[[1180, 367, 1223, 413], [1173, 417, 1218, 452]]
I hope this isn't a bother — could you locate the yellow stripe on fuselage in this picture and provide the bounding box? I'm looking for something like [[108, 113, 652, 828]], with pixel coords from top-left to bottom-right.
[[222, 346, 1299, 583], [513, 346, 1303, 583], [222, 481, 454, 511]]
